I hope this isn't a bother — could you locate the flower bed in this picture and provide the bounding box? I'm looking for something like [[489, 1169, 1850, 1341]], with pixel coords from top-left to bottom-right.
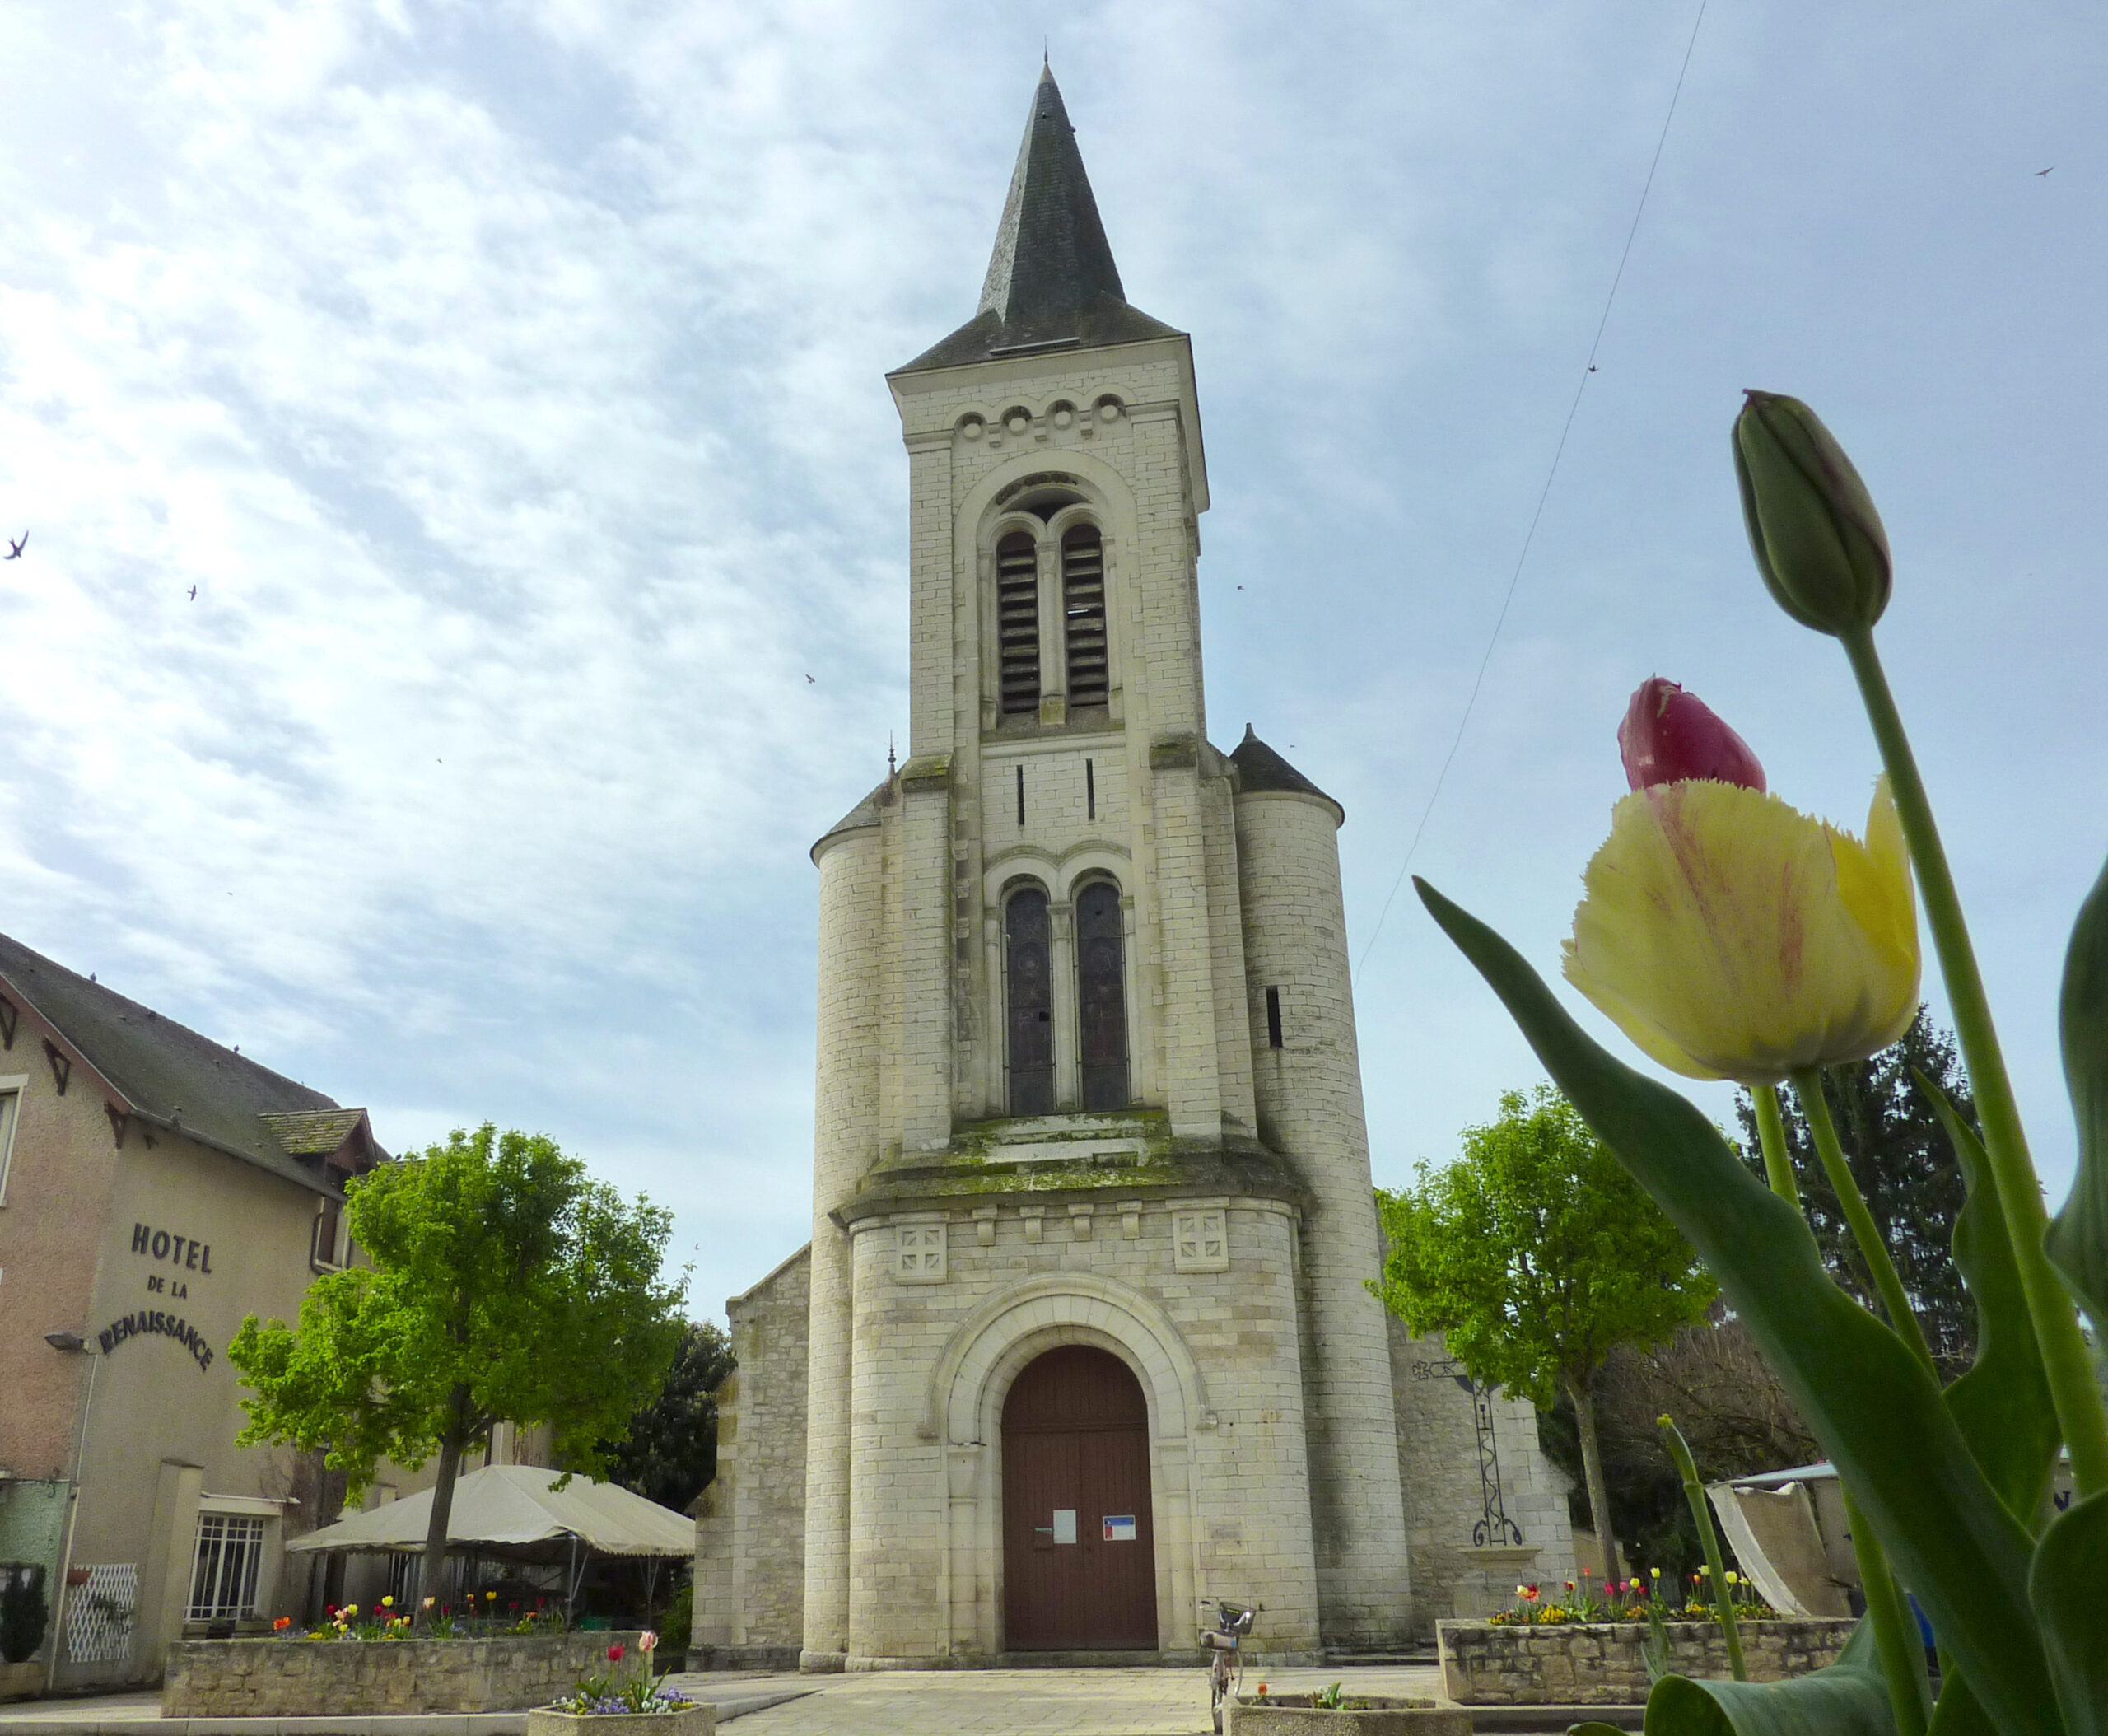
[[161, 1630, 644, 1716], [1436, 1617, 1857, 1706], [1227, 1692, 1468, 1734], [527, 1709, 713, 1736]]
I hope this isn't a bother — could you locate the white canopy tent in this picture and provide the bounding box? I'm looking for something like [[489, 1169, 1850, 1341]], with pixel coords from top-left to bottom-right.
[[288, 1464, 695, 1617]]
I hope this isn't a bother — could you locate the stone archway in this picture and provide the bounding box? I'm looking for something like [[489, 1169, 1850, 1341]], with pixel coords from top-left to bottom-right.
[[921, 1274, 1210, 1658]]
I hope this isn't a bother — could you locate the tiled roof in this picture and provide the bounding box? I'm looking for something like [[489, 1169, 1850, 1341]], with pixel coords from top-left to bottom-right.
[[896, 67, 1182, 375], [0, 931, 379, 1195], [259, 1108, 370, 1156]]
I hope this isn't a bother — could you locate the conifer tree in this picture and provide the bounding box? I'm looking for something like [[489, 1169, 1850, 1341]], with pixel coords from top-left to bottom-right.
[[1733, 1009, 1977, 1377]]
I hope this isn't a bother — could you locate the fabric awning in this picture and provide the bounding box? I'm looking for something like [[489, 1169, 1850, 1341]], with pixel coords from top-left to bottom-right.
[[287, 1463, 695, 1559]]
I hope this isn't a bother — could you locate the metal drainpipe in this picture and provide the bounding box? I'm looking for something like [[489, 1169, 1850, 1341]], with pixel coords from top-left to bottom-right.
[[43, 1345, 102, 1679]]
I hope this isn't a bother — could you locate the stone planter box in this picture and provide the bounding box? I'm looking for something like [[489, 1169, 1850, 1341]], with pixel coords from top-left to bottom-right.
[[526, 1707, 714, 1736], [1437, 1617, 1858, 1706], [1, 1660, 49, 1704], [162, 1631, 645, 1716], [1228, 1697, 1468, 1735]]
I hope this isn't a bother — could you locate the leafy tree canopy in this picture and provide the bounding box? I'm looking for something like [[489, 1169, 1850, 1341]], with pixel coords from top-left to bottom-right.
[[1375, 1085, 1717, 1575], [1733, 1008, 1977, 1378], [606, 1320, 734, 1514], [229, 1125, 688, 1606], [1376, 1085, 1717, 1407]]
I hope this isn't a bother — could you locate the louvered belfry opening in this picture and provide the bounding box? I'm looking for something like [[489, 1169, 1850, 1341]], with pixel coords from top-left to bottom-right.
[[1075, 879, 1129, 1111], [997, 531, 1042, 715], [1005, 885, 1056, 1114], [1061, 523, 1108, 709]]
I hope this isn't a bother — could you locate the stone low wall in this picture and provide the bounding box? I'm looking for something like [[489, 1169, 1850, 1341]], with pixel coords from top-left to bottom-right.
[[163, 1631, 646, 1716], [1437, 1617, 1857, 1705]]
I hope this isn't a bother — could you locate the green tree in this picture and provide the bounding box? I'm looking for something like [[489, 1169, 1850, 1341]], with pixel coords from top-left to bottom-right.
[[228, 1124, 688, 1617], [1374, 1085, 1717, 1580], [606, 1320, 735, 1513], [1733, 1008, 1977, 1378]]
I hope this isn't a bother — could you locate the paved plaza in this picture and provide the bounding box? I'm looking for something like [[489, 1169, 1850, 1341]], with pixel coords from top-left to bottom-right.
[[0, 1664, 1453, 1736]]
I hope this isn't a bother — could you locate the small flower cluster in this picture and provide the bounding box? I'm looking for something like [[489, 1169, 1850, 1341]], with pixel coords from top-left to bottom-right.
[[553, 1632, 694, 1716], [1487, 1566, 1775, 1628], [287, 1589, 563, 1641]]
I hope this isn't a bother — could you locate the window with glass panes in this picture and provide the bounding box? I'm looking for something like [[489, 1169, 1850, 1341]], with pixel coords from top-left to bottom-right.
[[188, 1514, 266, 1621]]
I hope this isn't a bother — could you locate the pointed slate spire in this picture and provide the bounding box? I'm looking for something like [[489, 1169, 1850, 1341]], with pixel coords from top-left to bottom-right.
[[898, 67, 1179, 373], [1231, 724, 1344, 822]]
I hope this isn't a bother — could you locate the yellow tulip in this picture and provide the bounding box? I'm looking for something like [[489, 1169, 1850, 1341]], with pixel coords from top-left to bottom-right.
[[1563, 777, 1918, 1085]]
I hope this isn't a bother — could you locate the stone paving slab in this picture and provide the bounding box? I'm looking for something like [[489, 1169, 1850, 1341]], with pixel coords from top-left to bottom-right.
[[0, 1679, 810, 1736], [0, 1668, 1449, 1736], [708, 1665, 1448, 1736]]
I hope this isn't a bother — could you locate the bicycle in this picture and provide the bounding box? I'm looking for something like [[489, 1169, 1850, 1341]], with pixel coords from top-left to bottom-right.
[[1198, 1598, 1256, 1733]]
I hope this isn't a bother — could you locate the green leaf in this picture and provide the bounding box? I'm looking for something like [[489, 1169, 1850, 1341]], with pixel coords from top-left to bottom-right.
[[2030, 1489, 2108, 1736], [1642, 1624, 1893, 1736], [1571, 1724, 1633, 1735], [1923, 1076, 2061, 1526], [1413, 880, 2059, 1736], [2050, 853, 2108, 1330], [1926, 1675, 2001, 1736]]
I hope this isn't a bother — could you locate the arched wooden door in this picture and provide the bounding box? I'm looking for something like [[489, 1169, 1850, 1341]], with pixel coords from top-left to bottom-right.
[[1001, 1345, 1158, 1650]]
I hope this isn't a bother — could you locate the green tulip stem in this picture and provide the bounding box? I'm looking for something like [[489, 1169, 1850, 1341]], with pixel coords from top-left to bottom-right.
[[1843, 1486, 1934, 1736], [1840, 623, 2108, 1494], [1658, 1416, 1747, 1682], [1789, 1067, 1938, 1379], [1752, 1085, 1799, 1206]]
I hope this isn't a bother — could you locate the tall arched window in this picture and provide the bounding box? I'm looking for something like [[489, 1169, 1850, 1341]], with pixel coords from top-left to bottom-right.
[[1061, 524, 1108, 709], [996, 531, 1040, 716], [1005, 885, 1055, 1114], [1075, 880, 1129, 1111]]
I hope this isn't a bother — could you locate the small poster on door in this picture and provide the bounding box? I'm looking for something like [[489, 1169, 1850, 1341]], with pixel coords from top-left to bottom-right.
[[1103, 1514, 1137, 1542], [1052, 1509, 1077, 1545]]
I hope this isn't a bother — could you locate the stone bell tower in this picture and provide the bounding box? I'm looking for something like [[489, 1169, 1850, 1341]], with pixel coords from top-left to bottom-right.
[[692, 65, 1574, 1674]]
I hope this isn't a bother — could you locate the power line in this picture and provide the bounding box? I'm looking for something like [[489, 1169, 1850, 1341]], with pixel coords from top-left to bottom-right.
[[1355, 0, 1710, 982]]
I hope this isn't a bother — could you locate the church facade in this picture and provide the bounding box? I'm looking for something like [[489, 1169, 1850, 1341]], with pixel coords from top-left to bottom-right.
[[692, 68, 1574, 1668]]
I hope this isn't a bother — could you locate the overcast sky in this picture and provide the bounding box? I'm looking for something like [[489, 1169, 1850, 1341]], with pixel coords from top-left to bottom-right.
[[3, 2, 2102, 1322]]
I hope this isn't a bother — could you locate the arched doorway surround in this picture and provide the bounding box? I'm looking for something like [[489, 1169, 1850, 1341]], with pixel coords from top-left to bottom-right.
[[920, 1273, 1212, 1658]]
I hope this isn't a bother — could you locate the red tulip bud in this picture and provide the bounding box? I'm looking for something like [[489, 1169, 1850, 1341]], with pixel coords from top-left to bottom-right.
[[608, 1644, 625, 1663], [1618, 678, 1766, 794]]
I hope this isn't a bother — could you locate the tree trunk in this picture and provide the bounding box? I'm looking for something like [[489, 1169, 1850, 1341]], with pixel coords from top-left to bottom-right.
[[1568, 1371, 1621, 1584], [415, 1386, 473, 1626]]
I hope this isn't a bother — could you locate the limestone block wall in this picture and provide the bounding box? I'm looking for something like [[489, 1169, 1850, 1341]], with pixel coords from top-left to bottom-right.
[[1235, 788, 1410, 1647], [1437, 1617, 1855, 1705], [803, 817, 886, 1667], [161, 1633, 643, 1715], [693, 1247, 810, 1666], [838, 1193, 1322, 1666], [1387, 1314, 1575, 1636]]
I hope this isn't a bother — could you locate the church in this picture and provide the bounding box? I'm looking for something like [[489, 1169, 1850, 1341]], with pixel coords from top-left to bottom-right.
[[692, 67, 1574, 1668]]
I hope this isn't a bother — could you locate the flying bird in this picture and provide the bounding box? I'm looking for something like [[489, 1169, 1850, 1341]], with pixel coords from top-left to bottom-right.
[[805, 674, 816, 684], [2036, 166, 2054, 176], [188, 585, 197, 601], [5, 534, 25, 560]]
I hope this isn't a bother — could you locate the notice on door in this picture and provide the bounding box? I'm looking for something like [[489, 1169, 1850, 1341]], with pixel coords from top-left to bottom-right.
[[1052, 1509, 1077, 1545], [1103, 1514, 1137, 1542]]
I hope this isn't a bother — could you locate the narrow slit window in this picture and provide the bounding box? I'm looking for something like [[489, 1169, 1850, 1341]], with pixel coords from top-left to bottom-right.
[[1085, 758, 1095, 822], [1061, 524, 1108, 708], [1016, 764, 1026, 828], [1005, 887, 1055, 1114], [996, 532, 1041, 716], [1076, 880, 1130, 1111], [1266, 987, 1283, 1049]]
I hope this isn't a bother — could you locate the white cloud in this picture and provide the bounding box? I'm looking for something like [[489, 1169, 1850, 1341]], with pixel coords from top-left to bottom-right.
[[1, 0, 2102, 1320]]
